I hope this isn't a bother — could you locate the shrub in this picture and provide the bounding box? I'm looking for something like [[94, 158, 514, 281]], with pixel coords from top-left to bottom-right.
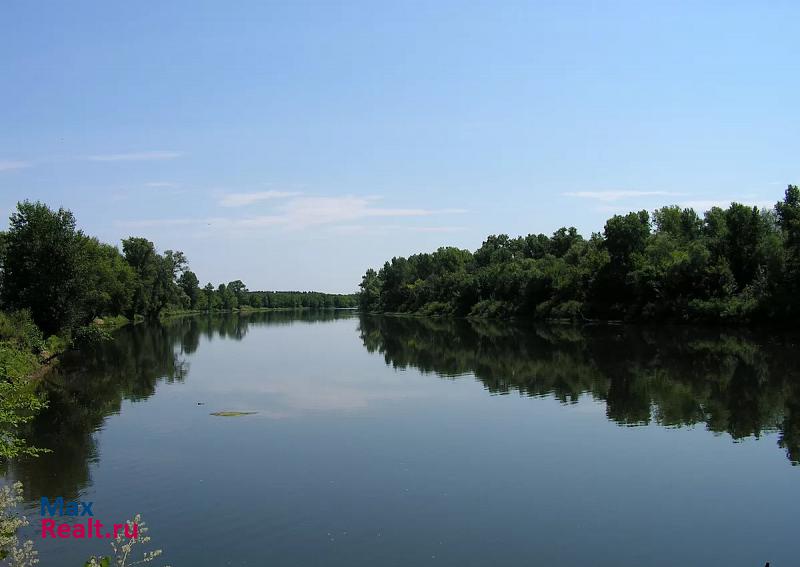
[[71, 325, 113, 350], [468, 299, 516, 319], [0, 310, 43, 354], [419, 301, 454, 317]]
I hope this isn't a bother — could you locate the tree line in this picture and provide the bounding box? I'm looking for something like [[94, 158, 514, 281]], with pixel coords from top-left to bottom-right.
[[0, 201, 356, 338], [359, 185, 800, 324], [184, 281, 357, 312]]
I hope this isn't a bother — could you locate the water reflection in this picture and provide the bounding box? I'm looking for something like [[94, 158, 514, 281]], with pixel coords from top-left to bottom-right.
[[7, 309, 798, 507], [358, 315, 800, 465], [171, 309, 357, 354], [6, 310, 357, 500], [6, 324, 188, 500]]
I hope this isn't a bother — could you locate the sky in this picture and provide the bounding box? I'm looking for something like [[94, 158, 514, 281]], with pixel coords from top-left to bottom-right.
[[1, 1, 798, 293]]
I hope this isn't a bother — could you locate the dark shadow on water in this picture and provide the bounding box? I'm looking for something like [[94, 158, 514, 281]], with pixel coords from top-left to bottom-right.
[[358, 314, 800, 466], [4, 309, 358, 499]]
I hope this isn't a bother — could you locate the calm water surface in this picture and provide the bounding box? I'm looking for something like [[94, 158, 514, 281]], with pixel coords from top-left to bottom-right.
[[3, 311, 798, 566]]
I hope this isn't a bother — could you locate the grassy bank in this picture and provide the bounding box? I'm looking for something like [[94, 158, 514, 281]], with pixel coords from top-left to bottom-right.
[[0, 311, 136, 460], [0, 311, 53, 459]]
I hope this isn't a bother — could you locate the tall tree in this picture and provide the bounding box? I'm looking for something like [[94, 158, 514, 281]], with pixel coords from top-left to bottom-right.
[[122, 238, 186, 317], [122, 237, 159, 317], [1, 201, 86, 334], [80, 237, 135, 319], [227, 280, 249, 307], [178, 270, 201, 309]]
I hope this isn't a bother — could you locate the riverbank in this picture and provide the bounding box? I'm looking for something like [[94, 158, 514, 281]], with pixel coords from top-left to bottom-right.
[[0, 310, 130, 459], [363, 308, 794, 329], [0, 311, 53, 459]]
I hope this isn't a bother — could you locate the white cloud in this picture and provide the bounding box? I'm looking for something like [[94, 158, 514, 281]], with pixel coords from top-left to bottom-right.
[[411, 225, 466, 233], [118, 218, 215, 229], [272, 195, 464, 228], [563, 190, 685, 202], [0, 160, 32, 172], [118, 195, 466, 232], [219, 190, 302, 207], [87, 151, 184, 162], [331, 224, 466, 234], [144, 181, 180, 188]]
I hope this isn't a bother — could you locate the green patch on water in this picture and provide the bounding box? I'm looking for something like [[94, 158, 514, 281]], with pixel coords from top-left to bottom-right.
[[210, 411, 257, 417]]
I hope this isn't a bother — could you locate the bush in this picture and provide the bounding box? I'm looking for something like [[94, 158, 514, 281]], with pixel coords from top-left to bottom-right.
[[0, 310, 43, 354], [0, 344, 47, 459], [418, 301, 455, 317], [542, 299, 584, 320], [468, 299, 516, 319], [0, 343, 39, 382], [71, 325, 113, 350]]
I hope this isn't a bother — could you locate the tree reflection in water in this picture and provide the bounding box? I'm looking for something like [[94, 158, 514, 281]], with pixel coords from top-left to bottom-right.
[[358, 315, 800, 465], [5, 309, 797, 505], [5, 310, 355, 500]]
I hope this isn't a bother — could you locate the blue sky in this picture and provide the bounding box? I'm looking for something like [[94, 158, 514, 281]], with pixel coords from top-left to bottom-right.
[[1, 1, 798, 292]]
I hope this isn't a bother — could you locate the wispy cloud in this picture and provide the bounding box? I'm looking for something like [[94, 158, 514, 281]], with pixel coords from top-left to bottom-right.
[[219, 190, 302, 207], [411, 225, 465, 233], [270, 195, 465, 227], [563, 190, 685, 202], [87, 151, 184, 162], [144, 181, 180, 188], [331, 224, 466, 234], [118, 195, 466, 232], [118, 218, 216, 229], [0, 160, 33, 172]]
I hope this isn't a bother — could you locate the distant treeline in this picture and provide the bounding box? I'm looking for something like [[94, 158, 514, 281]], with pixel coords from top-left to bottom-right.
[[359, 185, 800, 324], [0, 201, 355, 337], [188, 284, 357, 311]]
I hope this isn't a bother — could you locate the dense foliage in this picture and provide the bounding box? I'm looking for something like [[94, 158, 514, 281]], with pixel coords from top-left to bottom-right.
[[360, 186, 800, 323], [0, 201, 188, 335], [0, 311, 48, 459], [0, 201, 356, 337]]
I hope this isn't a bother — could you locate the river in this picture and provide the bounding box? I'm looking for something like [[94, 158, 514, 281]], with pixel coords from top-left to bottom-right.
[[4, 311, 797, 566]]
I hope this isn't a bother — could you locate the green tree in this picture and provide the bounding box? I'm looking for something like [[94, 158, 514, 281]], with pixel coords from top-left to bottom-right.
[[774, 185, 800, 317], [227, 280, 249, 307], [603, 210, 651, 269], [358, 269, 382, 311], [178, 271, 201, 309], [80, 238, 135, 319], [1, 201, 87, 334], [203, 283, 220, 310], [122, 238, 186, 317], [217, 283, 238, 310], [122, 237, 159, 317]]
